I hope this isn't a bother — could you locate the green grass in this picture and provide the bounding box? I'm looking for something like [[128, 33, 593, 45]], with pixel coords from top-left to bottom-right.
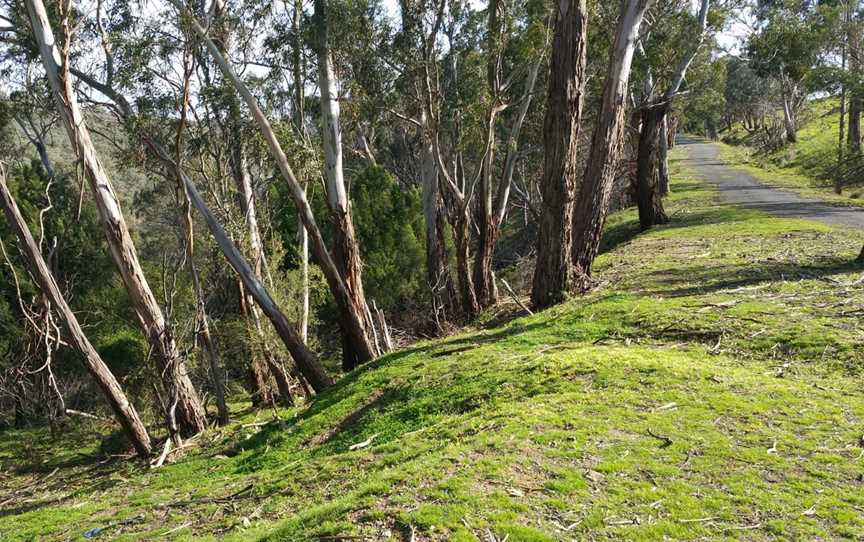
[[1, 154, 864, 541], [719, 98, 864, 206]]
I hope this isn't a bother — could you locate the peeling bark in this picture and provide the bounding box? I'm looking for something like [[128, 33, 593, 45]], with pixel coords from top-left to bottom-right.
[[531, 0, 588, 309], [571, 0, 653, 289], [25, 0, 207, 437]]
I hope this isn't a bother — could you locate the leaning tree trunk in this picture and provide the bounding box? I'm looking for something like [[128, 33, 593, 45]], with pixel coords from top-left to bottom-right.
[[313, 0, 381, 370], [531, 0, 588, 310], [636, 104, 670, 230], [210, 0, 287, 403], [144, 138, 334, 392], [25, 0, 207, 437], [571, 0, 653, 289], [0, 167, 152, 458], [171, 0, 377, 368]]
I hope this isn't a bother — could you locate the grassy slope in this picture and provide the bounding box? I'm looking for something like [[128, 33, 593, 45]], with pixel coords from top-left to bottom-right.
[[2, 154, 864, 541], [719, 98, 864, 206]]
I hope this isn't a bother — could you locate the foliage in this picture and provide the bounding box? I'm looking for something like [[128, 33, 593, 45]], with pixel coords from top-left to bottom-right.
[[350, 165, 425, 311]]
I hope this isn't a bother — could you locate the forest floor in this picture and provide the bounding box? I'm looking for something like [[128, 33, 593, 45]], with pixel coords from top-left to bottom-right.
[[2, 150, 864, 541]]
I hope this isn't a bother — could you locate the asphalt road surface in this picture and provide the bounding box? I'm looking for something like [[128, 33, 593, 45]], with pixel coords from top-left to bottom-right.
[[677, 136, 864, 230]]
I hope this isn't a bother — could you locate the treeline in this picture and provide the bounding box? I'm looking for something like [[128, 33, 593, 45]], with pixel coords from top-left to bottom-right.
[[0, 0, 727, 458]]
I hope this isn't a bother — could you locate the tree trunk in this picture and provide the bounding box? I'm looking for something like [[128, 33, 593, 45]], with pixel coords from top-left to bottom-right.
[[293, 0, 310, 343], [145, 139, 334, 392], [668, 116, 678, 149], [571, 0, 653, 288], [238, 280, 273, 405], [420, 115, 457, 326], [850, 96, 861, 155], [0, 167, 152, 458], [531, 0, 588, 310], [472, 0, 505, 311], [172, 0, 378, 368], [850, 15, 861, 155], [26, 0, 207, 438], [454, 210, 480, 318], [658, 114, 670, 196], [181, 198, 229, 425], [781, 88, 797, 144], [314, 0, 380, 370], [472, 168, 499, 310], [636, 105, 670, 230]]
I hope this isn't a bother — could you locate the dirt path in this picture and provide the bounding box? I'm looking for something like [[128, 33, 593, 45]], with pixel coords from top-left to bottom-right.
[[678, 136, 864, 229]]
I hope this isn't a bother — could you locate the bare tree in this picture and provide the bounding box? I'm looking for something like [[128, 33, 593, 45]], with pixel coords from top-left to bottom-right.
[[0, 163, 152, 458]]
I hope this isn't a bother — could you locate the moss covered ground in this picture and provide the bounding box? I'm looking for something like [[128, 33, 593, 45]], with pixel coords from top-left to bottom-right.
[[1, 152, 863, 541]]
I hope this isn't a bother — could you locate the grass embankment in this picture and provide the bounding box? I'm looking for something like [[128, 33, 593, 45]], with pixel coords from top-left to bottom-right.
[[720, 98, 864, 206], [2, 154, 864, 541]]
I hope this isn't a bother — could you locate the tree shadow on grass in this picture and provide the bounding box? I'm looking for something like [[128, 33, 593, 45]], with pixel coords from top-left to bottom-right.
[[640, 257, 859, 298]]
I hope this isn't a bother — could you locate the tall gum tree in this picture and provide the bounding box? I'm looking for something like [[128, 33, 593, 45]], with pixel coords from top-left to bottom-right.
[[24, 0, 207, 437], [312, 0, 383, 370], [531, 0, 587, 310], [570, 0, 654, 290], [169, 0, 378, 367]]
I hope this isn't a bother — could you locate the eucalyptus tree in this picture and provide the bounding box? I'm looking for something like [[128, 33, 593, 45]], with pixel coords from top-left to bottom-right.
[[569, 0, 654, 291], [66, 0, 334, 394], [203, 0, 298, 404], [747, 0, 833, 144], [24, 0, 208, 437], [169, 0, 381, 369], [312, 0, 385, 369], [391, 0, 459, 326], [0, 163, 152, 457], [417, 0, 547, 317], [634, 0, 712, 230], [530, 0, 587, 309]]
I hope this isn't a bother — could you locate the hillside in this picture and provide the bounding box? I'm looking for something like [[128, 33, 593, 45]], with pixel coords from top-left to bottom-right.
[[2, 149, 863, 541]]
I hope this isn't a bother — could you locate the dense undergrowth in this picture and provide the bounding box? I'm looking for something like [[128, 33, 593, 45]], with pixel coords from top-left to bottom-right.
[[1, 150, 863, 541], [720, 98, 864, 205]]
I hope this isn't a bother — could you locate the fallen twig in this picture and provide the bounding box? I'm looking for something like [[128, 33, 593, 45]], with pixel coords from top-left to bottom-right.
[[647, 428, 673, 448], [499, 278, 533, 315]]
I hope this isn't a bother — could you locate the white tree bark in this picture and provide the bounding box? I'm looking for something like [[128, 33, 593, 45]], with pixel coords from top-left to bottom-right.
[[169, 0, 377, 364], [25, 0, 207, 436]]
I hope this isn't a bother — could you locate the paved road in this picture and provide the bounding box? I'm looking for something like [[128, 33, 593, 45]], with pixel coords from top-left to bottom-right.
[[677, 136, 864, 229]]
